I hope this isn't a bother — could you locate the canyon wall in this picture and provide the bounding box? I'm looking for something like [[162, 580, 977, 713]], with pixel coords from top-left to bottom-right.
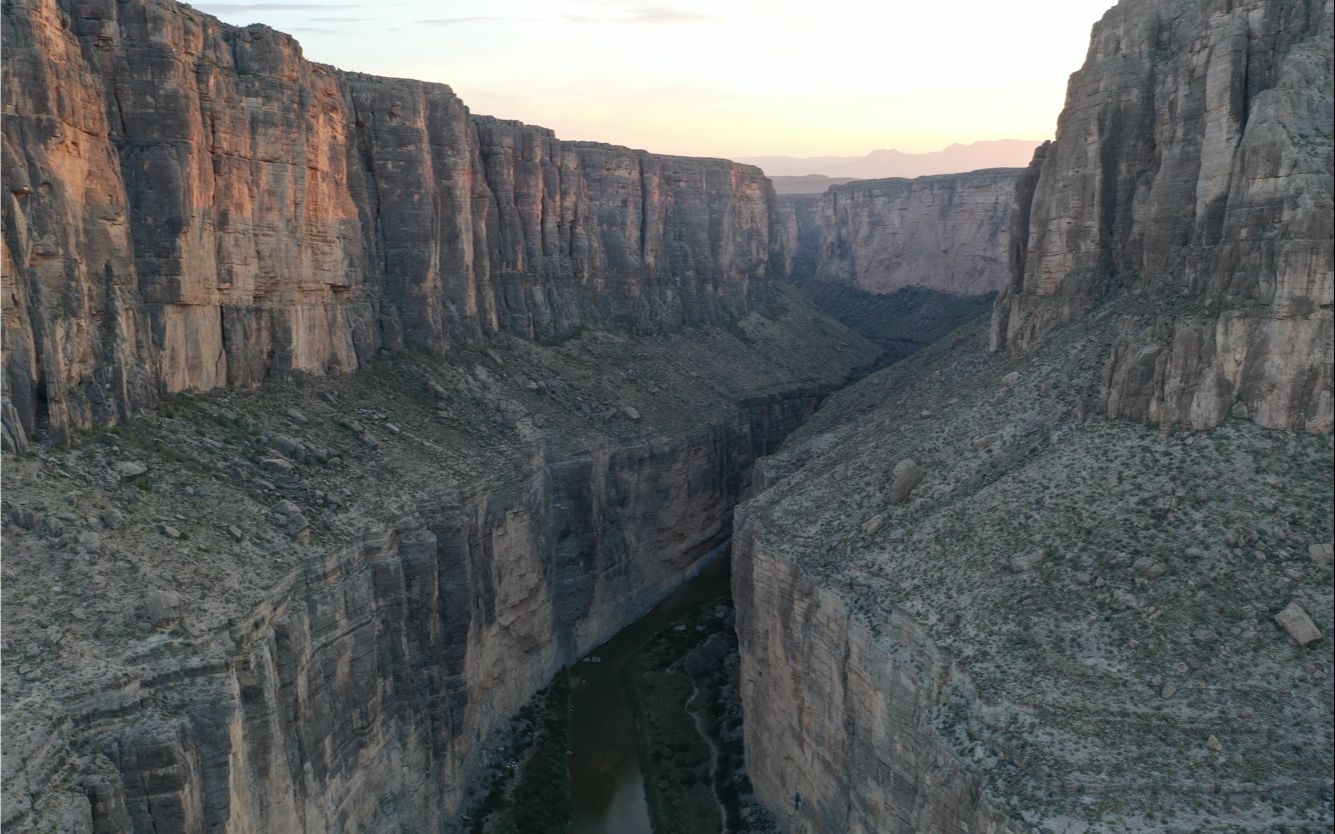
[[1, 0, 788, 445], [991, 0, 1334, 431], [124, 414, 796, 834], [802, 169, 1018, 296], [732, 523, 1018, 834], [2, 301, 881, 834]]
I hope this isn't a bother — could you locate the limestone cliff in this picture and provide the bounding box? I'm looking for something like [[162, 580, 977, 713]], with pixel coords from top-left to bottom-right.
[[991, 0, 1334, 431], [802, 169, 1018, 296], [1, 0, 788, 445]]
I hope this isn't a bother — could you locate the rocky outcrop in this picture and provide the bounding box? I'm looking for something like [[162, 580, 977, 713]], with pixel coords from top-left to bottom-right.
[[991, 0, 1334, 431], [786, 169, 1018, 295], [1, 0, 788, 445]]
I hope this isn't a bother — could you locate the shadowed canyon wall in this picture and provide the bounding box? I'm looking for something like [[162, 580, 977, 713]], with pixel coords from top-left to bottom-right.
[[126, 408, 811, 834], [991, 0, 1334, 431], [1, 0, 789, 446]]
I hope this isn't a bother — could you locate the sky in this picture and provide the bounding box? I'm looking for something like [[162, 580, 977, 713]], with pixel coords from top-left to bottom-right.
[[196, 0, 1118, 160]]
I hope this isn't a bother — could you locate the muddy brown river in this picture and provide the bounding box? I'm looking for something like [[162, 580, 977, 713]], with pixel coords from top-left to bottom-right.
[[567, 554, 732, 834]]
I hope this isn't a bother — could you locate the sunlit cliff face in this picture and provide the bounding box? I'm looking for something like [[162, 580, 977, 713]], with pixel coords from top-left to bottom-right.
[[199, 0, 1115, 158]]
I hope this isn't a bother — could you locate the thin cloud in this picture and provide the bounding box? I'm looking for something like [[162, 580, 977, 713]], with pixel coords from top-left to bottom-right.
[[563, 4, 715, 24], [625, 6, 713, 22], [416, 16, 538, 26]]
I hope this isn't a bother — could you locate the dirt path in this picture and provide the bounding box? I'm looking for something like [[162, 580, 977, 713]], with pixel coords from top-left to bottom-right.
[[686, 680, 729, 834]]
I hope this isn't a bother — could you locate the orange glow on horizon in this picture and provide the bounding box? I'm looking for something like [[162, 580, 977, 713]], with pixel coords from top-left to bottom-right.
[[197, 0, 1117, 160]]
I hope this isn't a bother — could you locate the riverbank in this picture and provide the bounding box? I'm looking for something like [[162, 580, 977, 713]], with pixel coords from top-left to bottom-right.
[[625, 577, 776, 834], [455, 674, 573, 834]]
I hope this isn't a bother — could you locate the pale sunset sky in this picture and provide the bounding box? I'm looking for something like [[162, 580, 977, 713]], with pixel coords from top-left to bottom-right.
[[196, 0, 1118, 159]]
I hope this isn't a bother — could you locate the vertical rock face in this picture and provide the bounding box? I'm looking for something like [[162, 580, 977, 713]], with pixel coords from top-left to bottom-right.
[[803, 170, 1019, 296], [732, 524, 1019, 834], [1, 0, 787, 444], [991, 0, 1334, 431], [74, 423, 776, 834]]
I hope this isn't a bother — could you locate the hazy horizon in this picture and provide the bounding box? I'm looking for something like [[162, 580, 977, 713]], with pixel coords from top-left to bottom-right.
[[196, 0, 1117, 159]]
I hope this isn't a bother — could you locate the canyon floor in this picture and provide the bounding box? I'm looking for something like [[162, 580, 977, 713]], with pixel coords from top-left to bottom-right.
[[739, 307, 1334, 832]]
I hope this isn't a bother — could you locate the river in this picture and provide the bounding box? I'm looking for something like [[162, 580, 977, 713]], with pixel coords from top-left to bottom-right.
[[567, 555, 732, 834]]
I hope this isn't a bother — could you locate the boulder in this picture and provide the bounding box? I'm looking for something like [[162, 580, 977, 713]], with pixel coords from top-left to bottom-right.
[[114, 461, 149, 480], [272, 500, 301, 517], [267, 434, 306, 458], [1009, 551, 1044, 573], [261, 456, 296, 474], [145, 590, 183, 628], [888, 459, 924, 504], [1274, 602, 1323, 645], [861, 514, 885, 538]]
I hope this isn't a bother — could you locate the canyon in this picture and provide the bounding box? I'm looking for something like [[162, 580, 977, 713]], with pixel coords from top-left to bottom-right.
[[1, 302, 877, 833], [3, 0, 1333, 833], [2, 2, 874, 831], [777, 168, 1015, 365]]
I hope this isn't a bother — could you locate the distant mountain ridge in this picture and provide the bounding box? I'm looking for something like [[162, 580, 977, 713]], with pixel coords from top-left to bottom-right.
[[738, 139, 1042, 179], [769, 175, 861, 195]]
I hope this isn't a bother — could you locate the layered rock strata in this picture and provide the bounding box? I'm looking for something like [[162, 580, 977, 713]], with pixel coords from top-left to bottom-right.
[[2, 299, 880, 833], [991, 0, 1334, 431], [799, 169, 1019, 296], [1, 0, 788, 445]]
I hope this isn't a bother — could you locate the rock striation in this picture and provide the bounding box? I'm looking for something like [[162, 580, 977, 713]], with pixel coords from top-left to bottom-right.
[[801, 169, 1019, 296], [1, 0, 788, 445], [991, 0, 1334, 431]]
